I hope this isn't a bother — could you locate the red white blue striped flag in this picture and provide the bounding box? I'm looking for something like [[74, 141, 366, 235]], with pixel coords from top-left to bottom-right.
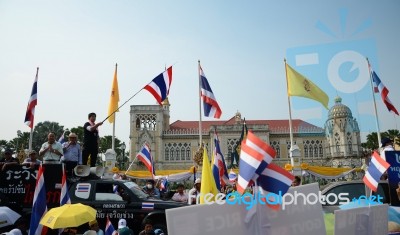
[[24, 68, 38, 128], [29, 164, 47, 235], [237, 131, 276, 194], [372, 70, 399, 115], [60, 164, 71, 205], [212, 130, 229, 190], [144, 66, 173, 105], [363, 151, 390, 192], [105, 216, 116, 235], [137, 143, 156, 178], [257, 163, 294, 196], [199, 64, 222, 118]]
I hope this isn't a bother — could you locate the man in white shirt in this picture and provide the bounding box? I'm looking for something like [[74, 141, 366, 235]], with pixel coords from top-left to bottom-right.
[[39, 132, 63, 163], [171, 184, 188, 203], [380, 137, 394, 161], [188, 178, 201, 205]]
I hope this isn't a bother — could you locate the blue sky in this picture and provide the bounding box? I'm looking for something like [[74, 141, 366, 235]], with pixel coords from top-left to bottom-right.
[[0, 0, 399, 149]]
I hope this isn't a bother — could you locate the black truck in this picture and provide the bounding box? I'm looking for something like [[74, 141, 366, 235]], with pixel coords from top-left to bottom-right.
[[0, 164, 185, 234]]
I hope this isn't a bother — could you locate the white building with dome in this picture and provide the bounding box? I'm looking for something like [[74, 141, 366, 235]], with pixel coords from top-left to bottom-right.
[[324, 96, 362, 168]]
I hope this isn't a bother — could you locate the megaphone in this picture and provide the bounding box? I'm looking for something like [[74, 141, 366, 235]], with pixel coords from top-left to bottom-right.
[[74, 165, 90, 177], [102, 166, 113, 179], [90, 166, 104, 177]]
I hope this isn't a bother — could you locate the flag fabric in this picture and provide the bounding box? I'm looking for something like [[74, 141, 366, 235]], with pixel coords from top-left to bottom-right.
[[372, 71, 399, 115], [113, 184, 118, 194], [60, 164, 71, 205], [136, 143, 156, 178], [228, 169, 237, 182], [200, 147, 219, 204], [144, 66, 173, 105], [59, 164, 71, 235], [257, 163, 294, 196], [363, 151, 390, 192], [105, 216, 116, 235], [237, 131, 276, 194], [230, 120, 248, 168], [286, 63, 329, 109], [108, 64, 120, 123], [58, 130, 67, 144], [29, 164, 47, 235], [212, 131, 229, 191], [159, 177, 168, 192], [24, 68, 39, 128], [199, 65, 222, 118]]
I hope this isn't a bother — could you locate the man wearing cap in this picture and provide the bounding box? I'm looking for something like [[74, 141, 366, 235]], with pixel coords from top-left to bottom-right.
[[0, 149, 19, 171], [22, 150, 42, 169], [117, 219, 134, 235], [39, 132, 63, 163], [188, 178, 201, 205], [86, 220, 104, 235], [62, 132, 82, 176], [380, 137, 395, 161]]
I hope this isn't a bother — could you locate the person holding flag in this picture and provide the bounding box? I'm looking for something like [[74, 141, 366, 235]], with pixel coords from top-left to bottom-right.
[[83, 112, 103, 167]]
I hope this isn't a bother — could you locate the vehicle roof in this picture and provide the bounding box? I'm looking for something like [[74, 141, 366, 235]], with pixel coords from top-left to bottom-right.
[[320, 180, 388, 193]]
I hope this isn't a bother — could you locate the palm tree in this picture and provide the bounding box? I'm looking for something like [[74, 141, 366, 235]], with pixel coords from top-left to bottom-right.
[[383, 129, 400, 150]]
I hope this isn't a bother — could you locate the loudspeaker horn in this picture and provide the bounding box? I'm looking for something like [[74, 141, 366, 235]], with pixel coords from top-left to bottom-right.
[[90, 166, 104, 177], [74, 165, 90, 177]]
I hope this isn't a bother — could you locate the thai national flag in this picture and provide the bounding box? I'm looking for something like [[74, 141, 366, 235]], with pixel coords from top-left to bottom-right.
[[137, 143, 156, 178], [228, 169, 237, 182], [212, 131, 229, 190], [60, 164, 71, 205], [257, 163, 294, 196], [200, 65, 222, 119], [159, 177, 168, 192], [372, 71, 399, 115], [29, 164, 47, 235], [363, 151, 390, 192], [237, 131, 276, 194], [105, 216, 116, 235], [58, 130, 68, 144], [24, 68, 39, 128], [144, 66, 173, 105]]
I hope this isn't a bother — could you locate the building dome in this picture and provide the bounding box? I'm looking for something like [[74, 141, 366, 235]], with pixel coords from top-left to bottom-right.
[[328, 96, 353, 119]]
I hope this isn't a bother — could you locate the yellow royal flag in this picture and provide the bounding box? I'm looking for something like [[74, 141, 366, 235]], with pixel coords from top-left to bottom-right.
[[107, 64, 120, 123], [200, 147, 219, 204], [286, 63, 329, 109]]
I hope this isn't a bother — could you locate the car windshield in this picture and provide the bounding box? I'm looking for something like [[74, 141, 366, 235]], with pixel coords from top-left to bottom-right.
[[124, 181, 149, 199]]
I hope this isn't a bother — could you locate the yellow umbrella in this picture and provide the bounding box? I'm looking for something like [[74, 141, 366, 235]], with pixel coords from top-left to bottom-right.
[[39, 203, 96, 229]]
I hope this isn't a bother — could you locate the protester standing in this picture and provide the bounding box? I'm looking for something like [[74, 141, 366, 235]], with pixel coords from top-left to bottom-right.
[[62, 133, 82, 176], [39, 132, 63, 163], [82, 113, 103, 167]]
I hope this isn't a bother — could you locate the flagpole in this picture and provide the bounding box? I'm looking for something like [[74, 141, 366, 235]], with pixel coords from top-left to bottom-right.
[[112, 118, 116, 150], [198, 60, 203, 146], [284, 59, 295, 149], [366, 58, 382, 149]]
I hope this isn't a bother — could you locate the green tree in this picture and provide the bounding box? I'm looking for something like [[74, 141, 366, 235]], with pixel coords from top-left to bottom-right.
[[363, 132, 379, 150], [362, 129, 400, 150], [384, 129, 400, 149], [99, 135, 123, 156]]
